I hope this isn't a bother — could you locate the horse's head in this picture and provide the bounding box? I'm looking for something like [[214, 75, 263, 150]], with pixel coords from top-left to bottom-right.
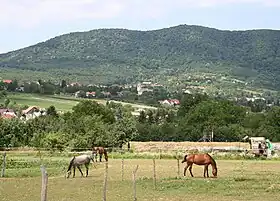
[[212, 168, 218, 177], [92, 150, 97, 157], [66, 170, 71, 179]]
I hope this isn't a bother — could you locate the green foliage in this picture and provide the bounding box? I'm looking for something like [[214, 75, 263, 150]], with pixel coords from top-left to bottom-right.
[[1, 91, 280, 149], [1, 25, 280, 89], [46, 105, 58, 117]]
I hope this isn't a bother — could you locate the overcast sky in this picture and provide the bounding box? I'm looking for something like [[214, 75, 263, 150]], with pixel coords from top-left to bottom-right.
[[1, 0, 280, 53]]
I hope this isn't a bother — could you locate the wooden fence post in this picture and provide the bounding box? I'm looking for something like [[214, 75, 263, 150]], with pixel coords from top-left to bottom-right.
[[121, 158, 124, 181], [40, 165, 48, 201], [177, 158, 180, 178], [103, 162, 109, 201], [1, 152, 6, 177], [132, 165, 139, 201], [153, 158, 156, 189]]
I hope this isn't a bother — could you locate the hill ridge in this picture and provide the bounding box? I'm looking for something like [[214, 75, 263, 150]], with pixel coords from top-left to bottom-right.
[[1, 24, 280, 90]]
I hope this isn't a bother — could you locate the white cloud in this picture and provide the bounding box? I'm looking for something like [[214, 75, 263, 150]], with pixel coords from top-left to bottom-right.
[[0, 0, 124, 28], [0, 0, 279, 29]]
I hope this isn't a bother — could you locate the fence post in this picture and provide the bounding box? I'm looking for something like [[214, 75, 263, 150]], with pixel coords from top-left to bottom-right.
[[132, 165, 139, 201], [153, 158, 156, 189], [177, 158, 180, 178], [1, 152, 6, 177], [121, 158, 124, 181], [103, 162, 109, 201], [40, 165, 48, 201]]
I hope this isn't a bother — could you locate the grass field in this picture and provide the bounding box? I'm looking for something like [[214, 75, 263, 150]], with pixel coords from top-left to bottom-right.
[[3, 93, 157, 112], [1, 152, 280, 201]]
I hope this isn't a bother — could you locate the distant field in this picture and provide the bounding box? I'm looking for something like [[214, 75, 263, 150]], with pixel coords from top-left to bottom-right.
[[3, 93, 157, 111], [130, 141, 250, 152], [1, 152, 280, 201], [4, 93, 79, 111]]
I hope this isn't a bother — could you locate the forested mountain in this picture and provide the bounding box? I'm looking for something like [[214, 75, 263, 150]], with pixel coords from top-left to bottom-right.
[[1, 24, 280, 89]]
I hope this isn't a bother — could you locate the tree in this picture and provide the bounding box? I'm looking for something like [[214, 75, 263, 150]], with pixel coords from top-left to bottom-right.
[[4, 98, 10, 108], [61, 80, 67, 88], [72, 100, 115, 124], [138, 110, 146, 123], [177, 93, 208, 117], [7, 80, 18, 91], [46, 105, 58, 117]]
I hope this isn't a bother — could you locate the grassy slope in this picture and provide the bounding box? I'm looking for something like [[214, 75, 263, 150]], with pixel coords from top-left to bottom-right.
[[2, 93, 157, 111], [1, 155, 280, 201]]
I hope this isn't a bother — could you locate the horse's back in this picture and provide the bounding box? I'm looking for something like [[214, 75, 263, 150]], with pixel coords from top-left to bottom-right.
[[74, 154, 91, 164], [189, 153, 213, 165]]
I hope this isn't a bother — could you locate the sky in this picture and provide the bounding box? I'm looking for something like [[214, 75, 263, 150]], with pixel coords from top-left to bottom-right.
[[1, 0, 280, 53]]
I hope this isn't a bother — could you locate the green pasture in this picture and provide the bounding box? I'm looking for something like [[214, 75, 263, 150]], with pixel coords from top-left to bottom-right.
[[1, 151, 280, 201], [3, 93, 79, 111], [3, 93, 157, 112]]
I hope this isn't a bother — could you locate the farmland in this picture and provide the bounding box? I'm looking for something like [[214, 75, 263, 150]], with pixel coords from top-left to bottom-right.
[[1, 150, 280, 201], [3, 93, 157, 112]]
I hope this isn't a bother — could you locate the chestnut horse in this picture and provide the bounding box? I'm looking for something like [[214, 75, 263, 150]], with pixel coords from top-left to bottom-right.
[[181, 153, 217, 178], [92, 146, 108, 162]]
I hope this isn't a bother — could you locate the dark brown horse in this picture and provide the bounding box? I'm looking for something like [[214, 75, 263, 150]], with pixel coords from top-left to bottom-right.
[[92, 146, 108, 162], [181, 153, 217, 178]]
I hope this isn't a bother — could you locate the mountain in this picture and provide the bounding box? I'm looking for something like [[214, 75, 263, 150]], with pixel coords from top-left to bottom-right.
[[1, 24, 280, 89]]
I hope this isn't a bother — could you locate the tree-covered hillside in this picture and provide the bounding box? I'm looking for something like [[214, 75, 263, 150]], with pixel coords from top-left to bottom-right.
[[1, 25, 280, 89]]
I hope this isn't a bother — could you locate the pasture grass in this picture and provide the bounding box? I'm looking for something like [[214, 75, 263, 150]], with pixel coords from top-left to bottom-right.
[[4, 93, 157, 111], [4, 93, 79, 111], [1, 152, 280, 201]]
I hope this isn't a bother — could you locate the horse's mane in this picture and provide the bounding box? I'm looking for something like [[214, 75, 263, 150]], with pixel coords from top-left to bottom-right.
[[67, 156, 75, 172], [207, 154, 217, 168]]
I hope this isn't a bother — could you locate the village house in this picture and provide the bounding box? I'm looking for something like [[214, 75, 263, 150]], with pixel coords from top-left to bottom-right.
[[21, 106, 46, 120], [86, 91, 96, 98], [3, 80, 13, 84], [159, 99, 180, 106], [0, 108, 17, 119]]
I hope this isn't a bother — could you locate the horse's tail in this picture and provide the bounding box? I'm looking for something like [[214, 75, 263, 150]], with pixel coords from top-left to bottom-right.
[[181, 154, 188, 163], [67, 156, 75, 172]]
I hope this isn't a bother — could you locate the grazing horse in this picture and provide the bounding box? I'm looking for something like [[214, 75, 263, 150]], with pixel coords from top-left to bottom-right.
[[92, 146, 108, 162], [181, 153, 218, 178], [66, 154, 94, 178]]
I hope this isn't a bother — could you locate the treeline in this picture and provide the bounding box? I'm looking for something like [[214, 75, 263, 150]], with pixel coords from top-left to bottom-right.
[[1, 93, 280, 150]]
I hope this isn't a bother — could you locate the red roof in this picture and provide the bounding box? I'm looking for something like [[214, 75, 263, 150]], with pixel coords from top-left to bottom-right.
[[170, 99, 180, 105], [3, 80, 12, 84], [1, 113, 16, 119], [86, 92, 96, 95]]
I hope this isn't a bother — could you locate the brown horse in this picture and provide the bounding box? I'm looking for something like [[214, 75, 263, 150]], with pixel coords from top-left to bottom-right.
[[181, 153, 217, 178], [92, 146, 108, 162]]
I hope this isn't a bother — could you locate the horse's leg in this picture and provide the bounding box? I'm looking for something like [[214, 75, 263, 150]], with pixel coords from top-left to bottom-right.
[[203, 165, 207, 178], [206, 165, 209, 177], [183, 163, 190, 176], [189, 164, 194, 177], [99, 153, 102, 162], [85, 164, 89, 177], [73, 166, 76, 178], [77, 166, 83, 177], [105, 153, 108, 162]]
